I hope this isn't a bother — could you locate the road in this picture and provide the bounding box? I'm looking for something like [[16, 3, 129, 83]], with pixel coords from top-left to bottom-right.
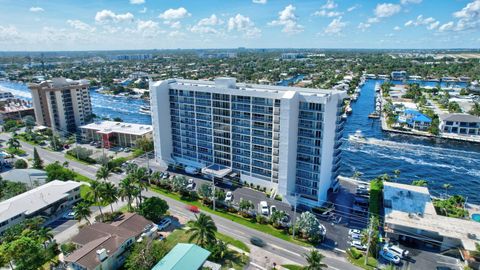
[[0, 133, 359, 269]]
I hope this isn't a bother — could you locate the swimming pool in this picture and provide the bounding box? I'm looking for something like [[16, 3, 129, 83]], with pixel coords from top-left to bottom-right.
[[472, 213, 480, 222]]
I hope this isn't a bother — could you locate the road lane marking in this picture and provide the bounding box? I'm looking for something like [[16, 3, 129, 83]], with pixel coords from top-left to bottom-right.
[[249, 262, 267, 270], [268, 243, 302, 257]]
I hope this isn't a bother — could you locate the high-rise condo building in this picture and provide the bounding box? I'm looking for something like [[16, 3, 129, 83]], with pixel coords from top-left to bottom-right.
[[150, 78, 347, 207], [29, 78, 92, 134]]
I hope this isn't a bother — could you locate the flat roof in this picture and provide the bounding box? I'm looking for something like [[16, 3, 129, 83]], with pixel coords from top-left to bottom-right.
[[1, 169, 47, 186], [201, 164, 232, 178], [80, 121, 153, 136], [151, 243, 210, 270], [384, 182, 480, 251], [0, 180, 81, 222]]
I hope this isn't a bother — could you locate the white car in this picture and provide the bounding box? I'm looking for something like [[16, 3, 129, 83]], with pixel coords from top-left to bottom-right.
[[260, 201, 269, 216], [349, 240, 367, 250], [348, 229, 362, 236], [188, 178, 194, 184], [387, 244, 409, 258], [63, 210, 75, 219], [380, 248, 401, 264], [157, 217, 172, 231], [225, 191, 233, 202], [270, 205, 277, 214], [350, 232, 362, 240]]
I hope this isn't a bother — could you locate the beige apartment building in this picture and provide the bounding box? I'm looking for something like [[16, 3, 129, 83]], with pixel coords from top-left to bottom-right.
[[29, 78, 92, 134]]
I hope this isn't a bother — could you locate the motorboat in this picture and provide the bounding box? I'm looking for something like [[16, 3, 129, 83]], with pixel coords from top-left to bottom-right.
[[345, 105, 353, 114], [348, 130, 367, 143], [139, 105, 151, 114]]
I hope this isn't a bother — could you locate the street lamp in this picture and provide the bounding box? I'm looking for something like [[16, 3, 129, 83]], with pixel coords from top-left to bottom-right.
[[289, 192, 300, 239]]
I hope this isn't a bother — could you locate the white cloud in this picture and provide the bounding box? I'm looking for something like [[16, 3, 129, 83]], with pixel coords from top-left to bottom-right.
[[168, 31, 185, 38], [139, 7, 147, 14], [268, 5, 304, 34], [129, 0, 145, 4], [347, 5, 360, 12], [136, 20, 162, 37], [322, 0, 337, 10], [0, 25, 21, 42], [158, 7, 191, 20], [252, 0, 267, 4], [452, 0, 480, 31], [374, 3, 401, 18], [427, 21, 440, 30], [325, 17, 346, 34], [358, 22, 371, 31], [438, 21, 454, 32], [198, 14, 223, 26], [190, 14, 223, 35], [394, 26, 401, 31], [67, 20, 96, 32], [227, 14, 261, 38], [404, 15, 438, 30], [400, 0, 422, 4], [95, 10, 134, 23], [166, 21, 181, 29], [314, 10, 343, 17], [29, 7, 44, 12], [367, 17, 380, 23]]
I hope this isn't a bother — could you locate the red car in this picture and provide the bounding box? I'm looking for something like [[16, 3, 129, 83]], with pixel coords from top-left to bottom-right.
[[186, 205, 199, 213]]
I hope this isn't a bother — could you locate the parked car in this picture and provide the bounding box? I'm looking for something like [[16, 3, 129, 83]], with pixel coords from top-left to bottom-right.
[[348, 229, 362, 236], [157, 217, 172, 231], [349, 240, 367, 250], [63, 210, 75, 219], [349, 232, 361, 240], [250, 236, 266, 247], [270, 205, 277, 214], [186, 182, 195, 190], [380, 248, 401, 264], [123, 147, 131, 153], [162, 172, 169, 179], [89, 141, 95, 146], [225, 191, 233, 202], [387, 244, 409, 258], [260, 201, 269, 216]]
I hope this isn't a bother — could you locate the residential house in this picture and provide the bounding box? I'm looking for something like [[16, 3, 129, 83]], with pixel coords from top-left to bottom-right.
[[397, 109, 432, 130], [439, 113, 480, 136]]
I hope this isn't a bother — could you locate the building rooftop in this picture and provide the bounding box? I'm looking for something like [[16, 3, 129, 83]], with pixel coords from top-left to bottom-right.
[[28, 77, 89, 90], [384, 182, 480, 251], [439, 113, 480, 123], [80, 121, 153, 136], [1, 169, 47, 187], [152, 77, 347, 99], [66, 213, 153, 269], [0, 180, 81, 222], [151, 243, 211, 270]]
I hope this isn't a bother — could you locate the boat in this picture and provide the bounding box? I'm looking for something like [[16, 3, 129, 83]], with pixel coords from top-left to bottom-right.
[[139, 105, 151, 114], [375, 83, 381, 92], [351, 94, 358, 101], [348, 130, 367, 143], [345, 105, 353, 115], [368, 112, 380, 119], [342, 113, 348, 119]]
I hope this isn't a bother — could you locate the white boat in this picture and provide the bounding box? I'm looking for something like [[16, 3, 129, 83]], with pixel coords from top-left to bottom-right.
[[345, 105, 353, 114], [348, 130, 367, 143], [351, 94, 358, 101], [342, 113, 348, 119], [139, 105, 151, 114], [375, 83, 381, 92]]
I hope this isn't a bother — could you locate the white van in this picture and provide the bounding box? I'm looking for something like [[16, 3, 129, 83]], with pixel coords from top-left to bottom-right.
[[387, 244, 409, 258]]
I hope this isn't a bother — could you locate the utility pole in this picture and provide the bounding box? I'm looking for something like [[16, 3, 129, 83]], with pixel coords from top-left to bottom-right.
[[291, 193, 299, 239], [364, 217, 374, 265], [212, 176, 216, 211]]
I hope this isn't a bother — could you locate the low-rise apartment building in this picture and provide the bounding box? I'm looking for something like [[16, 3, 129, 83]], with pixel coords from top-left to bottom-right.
[[29, 78, 92, 134], [80, 121, 153, 148], [0, 180, 81, 234], [439, 113, 480, 136]]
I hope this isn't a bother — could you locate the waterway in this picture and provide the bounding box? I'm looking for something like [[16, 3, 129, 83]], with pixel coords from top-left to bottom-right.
[[1, 79, 479, 203]]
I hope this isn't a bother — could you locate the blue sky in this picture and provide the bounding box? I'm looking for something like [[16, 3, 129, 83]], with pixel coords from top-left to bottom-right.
[[0, 0, 479, 51]]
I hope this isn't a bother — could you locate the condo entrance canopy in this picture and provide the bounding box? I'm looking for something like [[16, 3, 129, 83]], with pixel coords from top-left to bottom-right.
[[201, 164, 232, 178]]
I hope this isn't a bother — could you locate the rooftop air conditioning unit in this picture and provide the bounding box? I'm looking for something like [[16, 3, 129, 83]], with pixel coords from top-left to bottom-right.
[[96, 248, 108, 262]]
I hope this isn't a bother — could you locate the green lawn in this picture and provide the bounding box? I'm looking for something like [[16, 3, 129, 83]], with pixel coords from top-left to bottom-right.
[[165, 229, 248, 270], [150, 186, 311, 247], [215, 232, 250, 253], [65, 153, 96, 165], [282, 264, 303, 270], [73, 172, 93, 183]]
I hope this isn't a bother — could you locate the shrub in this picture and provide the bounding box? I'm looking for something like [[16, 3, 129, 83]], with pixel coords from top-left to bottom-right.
[[60, 242, 77, 255], [347, 248, 362, 260], [256, 215, 268, 224], [14, 159, 28, 169], [67, 146, 96, 164]]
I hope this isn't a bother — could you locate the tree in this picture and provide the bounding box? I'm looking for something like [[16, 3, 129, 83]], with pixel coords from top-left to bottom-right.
[[7, 137, 20, 150], [187, 213, 217, 248], [361, 216, 381, 258], [138, 197, 169, 223], [125, 238, 167, 270], [209, 239, 228, 261], [296, 212, 324, 243], [5, 236, 45, 270], [50, 135, 63, 151], [73, 201, 92, 224], [119, 176, 136, 211], [135, 137, 154, 152], [238, 199, 254, 216], [23, 115, 35, 132], [14, 159, 28, 169], [32, 147, 43, 169], [412, 180, 428, 186], [44, 161, 75, 181], [37, 227, 54, 249], [198, 183, 213, 204], [303, 249, 327, 270], [88, 180, 105, 221], [270, 210, 288, 228], [470, 102, 480, 116], [102, 182, 118, 213], [96, 165, 110, 182]]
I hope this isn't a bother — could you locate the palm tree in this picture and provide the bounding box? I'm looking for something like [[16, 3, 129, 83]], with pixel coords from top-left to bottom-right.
[[102, 182, 118, 213], [96, 165, 110, 182], [74, 201, 92, 225], [37, 227, 54, 249], [187, 213, 217, 248], [393, 169, 401, 178], [443, 183, 453, 197], [7, 137, 20, 149], [88, 180, 105, 221], [303, 249, 327, 270], [119, 176, 136, 211], [150, 171, 161, 185]]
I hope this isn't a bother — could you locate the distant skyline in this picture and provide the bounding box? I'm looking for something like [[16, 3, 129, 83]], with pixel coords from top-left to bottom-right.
[[0, 0, 479, 51]]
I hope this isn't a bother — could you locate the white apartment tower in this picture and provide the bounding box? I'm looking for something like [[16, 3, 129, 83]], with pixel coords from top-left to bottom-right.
[[150, 78, 347, 207], [29, 78, 92, 134]]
